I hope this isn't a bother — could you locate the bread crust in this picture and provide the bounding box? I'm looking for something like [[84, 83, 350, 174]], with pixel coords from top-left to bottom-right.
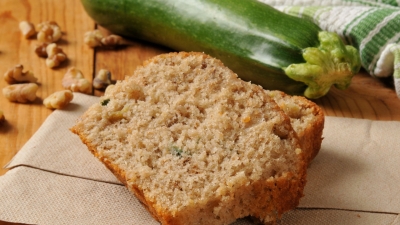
[[267, 90, 324, 165]]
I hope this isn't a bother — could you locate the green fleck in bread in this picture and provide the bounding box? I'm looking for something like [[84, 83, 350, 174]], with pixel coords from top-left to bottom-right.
[[71, 52, 308, 224]]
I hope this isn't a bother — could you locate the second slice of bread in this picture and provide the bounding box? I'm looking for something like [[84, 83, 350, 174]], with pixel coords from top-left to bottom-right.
[[71, 52, 308, 224], [267, 90, 324, 165]]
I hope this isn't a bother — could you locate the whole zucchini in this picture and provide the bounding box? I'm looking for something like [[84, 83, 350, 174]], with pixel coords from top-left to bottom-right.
[[81, 0, 361, 98]]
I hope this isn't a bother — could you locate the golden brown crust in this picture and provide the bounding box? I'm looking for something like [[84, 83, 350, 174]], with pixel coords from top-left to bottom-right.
[[267, 90, 325, 165], [296, 98, 324, 164], [289, 95, 324, 164]]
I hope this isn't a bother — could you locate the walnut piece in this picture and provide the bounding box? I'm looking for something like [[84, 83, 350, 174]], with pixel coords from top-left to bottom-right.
[[93, 69, 112, 90], [84, 30, 133, 47], [101, 34, 132, 46], [71, 78, 91, 93], [84, 30, 104, 47], [62, 67, 91, 94], [34, 43, 49, 58], [19, 21, 36, 39], [45, 43, 67, 68], [4, 64, 38, 84], [37, 21, 62, 43], [2, 83, 39, 103], [43, 90, 73, 109]]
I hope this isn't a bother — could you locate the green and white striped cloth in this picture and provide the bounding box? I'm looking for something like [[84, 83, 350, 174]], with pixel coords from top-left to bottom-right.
[[259, 0, 400, 98]]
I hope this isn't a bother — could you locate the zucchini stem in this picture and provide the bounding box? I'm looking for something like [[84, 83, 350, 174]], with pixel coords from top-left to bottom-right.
[[284, 31, 361, 99]]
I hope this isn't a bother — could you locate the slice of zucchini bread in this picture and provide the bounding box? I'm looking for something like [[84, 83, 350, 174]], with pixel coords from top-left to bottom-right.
[[267, 90, 324, 165], [71, 52, 307, 224]]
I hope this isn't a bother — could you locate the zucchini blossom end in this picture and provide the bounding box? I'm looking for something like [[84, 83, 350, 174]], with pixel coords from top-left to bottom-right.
[[284, 31, 361, 99]]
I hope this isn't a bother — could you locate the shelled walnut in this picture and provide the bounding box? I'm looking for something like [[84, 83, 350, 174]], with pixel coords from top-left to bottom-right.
[[2, 83, 39, 103], [19, 21, 36, 39], [37, 21, 62, 43], [101, 34, 133, 46], [62, 67, 91, 94], [4, 64, 38, 84], [34, 43, 49, 58], [84, 30, 103, 47], [45, 43, 67, 68], [84, 30, 133, 47], [93, 69, 112, 90], [43, 90, 74, 109]]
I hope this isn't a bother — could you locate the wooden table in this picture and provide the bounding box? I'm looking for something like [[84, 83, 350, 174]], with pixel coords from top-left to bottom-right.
[[1, 0, 400, 177]]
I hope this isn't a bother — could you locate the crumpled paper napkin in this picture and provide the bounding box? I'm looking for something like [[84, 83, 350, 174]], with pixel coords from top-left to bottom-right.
[[0, 93, 399, 225], [259, 0, 400, 98]]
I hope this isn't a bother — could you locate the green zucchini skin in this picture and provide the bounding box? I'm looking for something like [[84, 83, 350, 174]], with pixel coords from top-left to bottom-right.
[[80, 0, 346, 96]]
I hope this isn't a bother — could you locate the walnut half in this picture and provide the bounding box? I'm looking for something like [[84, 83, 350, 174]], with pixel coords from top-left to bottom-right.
[[37, 21, 62, 43], [62, 67, 91, 94], [19, 21, 36, 39], [4, 64, 38, 84], [3, 83, 39, 103], [93, 69, 112, 90], [43, 90, 73, 109], [84, 30, 134, 47], [45, 43, 67, 68]]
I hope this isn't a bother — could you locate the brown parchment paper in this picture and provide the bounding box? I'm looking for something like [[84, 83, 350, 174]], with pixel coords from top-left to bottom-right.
[[0, 93, 399, 225]]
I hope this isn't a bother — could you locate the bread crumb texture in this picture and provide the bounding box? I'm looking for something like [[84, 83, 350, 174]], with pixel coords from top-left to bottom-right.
[[72, 52, 306, 225]]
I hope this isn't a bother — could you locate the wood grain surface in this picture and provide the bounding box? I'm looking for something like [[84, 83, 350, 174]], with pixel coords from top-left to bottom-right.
[[1, 0, 400, 182]]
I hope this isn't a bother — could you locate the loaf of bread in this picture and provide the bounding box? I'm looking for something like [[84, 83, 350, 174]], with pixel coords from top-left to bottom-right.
[[71, 52, 313, 224], [267, 90, 324, 165]]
